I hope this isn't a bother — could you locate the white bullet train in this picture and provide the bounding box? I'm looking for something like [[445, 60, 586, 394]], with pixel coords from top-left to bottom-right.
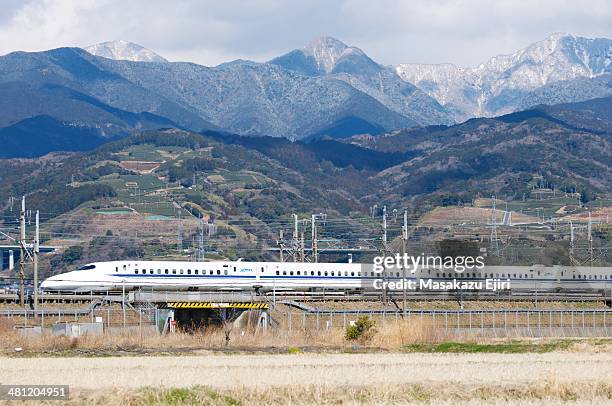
[[41, 260, 612, 298]]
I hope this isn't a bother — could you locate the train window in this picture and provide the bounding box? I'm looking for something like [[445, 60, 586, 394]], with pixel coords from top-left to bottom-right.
[[164, 269, 168, 274], [150, 270, 154, 274], [261, 267, 264, 272], [318, 271, 321, 276], [351, 272, 354, 276], [331, 271, 334, 276], [209, 270, 213, 275], [172, 270, 177, 274], [283, 271, 286, 275], [290, 271, 294, 276], [276, 271, 279, 275], [179, 269, 183, 274], [224, 270, 228, 275], [513, 274, 516, 278], [134, 270, 137, 274], [297, 271, 300, 276], [123, 265, 127, 271], [115, 267, 118, 272], [324, 271, 328, 276], [436, 273, 440, 277], [217, 270, 220, 275], [234, 267, 236, 273], [195, 270, 198, 275], [187, 269, 191, 275]]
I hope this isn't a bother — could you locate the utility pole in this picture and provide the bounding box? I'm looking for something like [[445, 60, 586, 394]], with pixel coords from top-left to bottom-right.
[[278, 230, 285, 262], [300, 230, 305, 262], [33, 210, 39, 311], [381, 205, 388, 304], [311, 214, 317, 263], [402, 209, 408, 317], [198, 217, 205, 262], [292, 214, 299, 262], [382, 205, 387, 245], [588, 212, 593, 266], [570, 220, 575, 263], [490, 196, 499, 255], [19, 196, 26, 307], [177, 210, 183, 255]]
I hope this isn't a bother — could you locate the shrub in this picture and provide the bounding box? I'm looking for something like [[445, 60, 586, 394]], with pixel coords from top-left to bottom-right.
[[345, 316, 376, 342]]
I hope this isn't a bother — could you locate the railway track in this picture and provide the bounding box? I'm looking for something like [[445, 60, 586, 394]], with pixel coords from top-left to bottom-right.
[[0, 290, 609, 305]]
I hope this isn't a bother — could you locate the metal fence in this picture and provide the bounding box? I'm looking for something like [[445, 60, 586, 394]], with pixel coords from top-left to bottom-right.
[[4, 306, 612, 338], [279, 309, 612, 338]]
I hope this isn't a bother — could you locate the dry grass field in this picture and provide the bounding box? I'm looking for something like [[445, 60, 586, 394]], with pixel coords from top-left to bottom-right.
[[1, 352, 611, 405], [2, 317, 611, 404]]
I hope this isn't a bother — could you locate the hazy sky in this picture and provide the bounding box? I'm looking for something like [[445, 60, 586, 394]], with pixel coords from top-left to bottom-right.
[[0, 0, 610, 67]]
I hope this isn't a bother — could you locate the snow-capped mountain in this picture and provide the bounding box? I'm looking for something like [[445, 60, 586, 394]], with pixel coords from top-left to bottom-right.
[[270, 37, 453, 127], [395, 33, 612, 120], [84, 40, 167, 62]]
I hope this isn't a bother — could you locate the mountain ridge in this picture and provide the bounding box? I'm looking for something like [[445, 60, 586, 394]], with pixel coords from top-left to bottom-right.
[[395, 33, 612, 121]]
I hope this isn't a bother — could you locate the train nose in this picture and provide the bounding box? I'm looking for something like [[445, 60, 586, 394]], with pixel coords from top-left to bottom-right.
[[40, 274, 64, 291]]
